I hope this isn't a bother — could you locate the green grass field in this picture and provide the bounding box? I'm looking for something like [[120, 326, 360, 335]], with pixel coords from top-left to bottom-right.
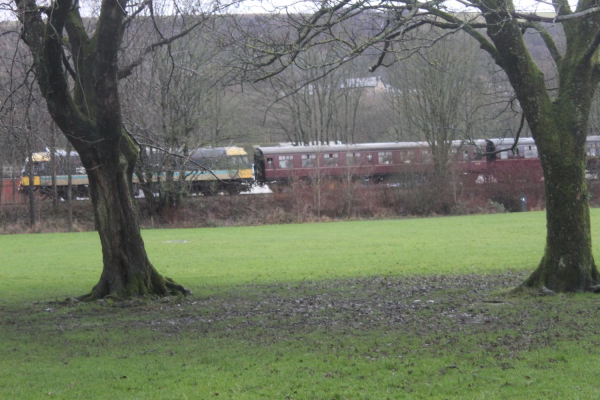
[[2, 211, 600, 398], [0, 211, 552, 303]]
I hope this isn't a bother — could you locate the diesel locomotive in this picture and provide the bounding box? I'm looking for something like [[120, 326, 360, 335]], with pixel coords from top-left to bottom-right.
[[20, 146, 253, 197]]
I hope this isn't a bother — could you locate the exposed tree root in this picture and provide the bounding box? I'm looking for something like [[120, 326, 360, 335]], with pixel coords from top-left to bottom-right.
[[165, 277, 193, 296], [76, 292, 97, 302], [520, 255, 600, 293], [76, 273, 191, 302]]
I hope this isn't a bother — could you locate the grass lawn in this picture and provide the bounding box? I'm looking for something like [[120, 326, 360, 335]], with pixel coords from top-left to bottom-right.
[[1, 210, 600, 398]]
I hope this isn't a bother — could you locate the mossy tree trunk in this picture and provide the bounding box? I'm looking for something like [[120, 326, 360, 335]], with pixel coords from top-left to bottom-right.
[[16, 0, 189, 298], [78, 135, 188, 299], [473, 0, 600, 291], [425, 0, 600, 291], [431, 140, 451, 182], [525, 135, 600, 291]]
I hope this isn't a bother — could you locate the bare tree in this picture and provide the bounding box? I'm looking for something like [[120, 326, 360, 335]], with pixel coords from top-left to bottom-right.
[[230, 1, 600, 292], [0, 68, 47, 224], [260, 48, 369, 145], [122, 26, 250, 211], [386, 35, 482, 180], [7, 0, 235, 299]]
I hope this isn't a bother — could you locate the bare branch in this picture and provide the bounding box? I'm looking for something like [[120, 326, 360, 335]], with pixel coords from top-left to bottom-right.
[[552, 0, 573, 16], [118, 17, 207, 79], [510, 7, 600, 23], [522, 22, 562, 66], [61, 46, 76, 80], [123, 0, 151, 27], [478, 112, 526, 157], [582, 28, 600, 65], [428, 8, 504, 68]]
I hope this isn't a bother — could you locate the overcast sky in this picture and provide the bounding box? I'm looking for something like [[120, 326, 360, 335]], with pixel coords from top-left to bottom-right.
[[0, 0, 576, 24], [234, 0, 563, 14]]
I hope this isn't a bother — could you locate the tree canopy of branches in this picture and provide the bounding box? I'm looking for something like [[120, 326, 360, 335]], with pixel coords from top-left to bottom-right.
[[386, 35, 482, 180], [261, 47, 370, 145], [231, 0, 600, 292], [8, 0, 227, 299], [121, 27, 244, 212]]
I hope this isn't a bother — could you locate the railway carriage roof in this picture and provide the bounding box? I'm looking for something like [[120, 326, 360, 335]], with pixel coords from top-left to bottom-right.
[[257, 136, 600, 156], [225, 147, 248, 156], [258, 142, 450, 155], [190, 147, 247, 159], [30, 152, 51, 162], [27, 151, 82, 163], [258, 140, 487, 155]]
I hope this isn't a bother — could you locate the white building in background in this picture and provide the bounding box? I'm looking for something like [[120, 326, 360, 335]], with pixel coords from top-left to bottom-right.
[[340, 76, 388, 93]]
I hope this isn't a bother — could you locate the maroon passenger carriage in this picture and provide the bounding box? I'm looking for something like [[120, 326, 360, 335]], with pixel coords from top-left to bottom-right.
[[253, 136, 600, 187]]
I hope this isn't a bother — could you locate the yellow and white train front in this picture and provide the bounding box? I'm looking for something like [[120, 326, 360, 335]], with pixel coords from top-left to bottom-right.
[[183, 146, 253, 195]]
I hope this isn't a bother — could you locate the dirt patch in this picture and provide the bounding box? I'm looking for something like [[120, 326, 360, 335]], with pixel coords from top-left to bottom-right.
[[13, 271, 600, 355]]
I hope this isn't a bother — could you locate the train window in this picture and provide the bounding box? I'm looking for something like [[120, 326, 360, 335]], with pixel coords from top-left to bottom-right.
[[324, 153, 339, 166], [366, 153, 374, 163], [399, 150, 413, 164], [302, 154, 317, 167], [233, 155, 250, 166], [267, 158, 273, 167], [587, 143, 597, 156], [463, 150, 470, 160], [346, 152, 361, 165], [524, 146, 538, 159], [378, 151, 393, 165], [278, 155, 294, 168], [31, 162, 40, 175], [422, 150, 433, 163]]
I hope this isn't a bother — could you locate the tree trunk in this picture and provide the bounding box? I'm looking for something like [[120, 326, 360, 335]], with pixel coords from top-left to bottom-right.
[[12, 173, 16, 204], [50, 123, 59, 212], [472, 6, 600, 293], [0, 158, 3, 209], [66, 143, 73, 231], [14, 0, 190, 300], [28, 151, 35, 227], [523, 140, 600, 292], [78, 141, 189, 300]]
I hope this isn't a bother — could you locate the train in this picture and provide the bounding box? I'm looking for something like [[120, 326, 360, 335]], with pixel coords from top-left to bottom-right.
[[253, 136, 600, 186], [19, 136, 600, 198], [20, 146, 254, 197]]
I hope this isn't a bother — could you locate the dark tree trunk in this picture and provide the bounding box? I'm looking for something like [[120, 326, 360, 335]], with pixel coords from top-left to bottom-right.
[[523, 132, 600, 291], [477, 5, 600, 292], [15, 0, 190, 299], [78, 139, 188, 300], [0, 158, 3, 209], [66, 142, 73, 231], [431, 142, 450, 182], [160, 170, 183, 211], [50, 123, 58, 212], [28, 151, 35, 226], [12, 173, 16, 204]]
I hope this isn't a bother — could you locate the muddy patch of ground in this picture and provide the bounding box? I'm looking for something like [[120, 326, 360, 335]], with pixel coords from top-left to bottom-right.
[[7, 271, 597, 356]]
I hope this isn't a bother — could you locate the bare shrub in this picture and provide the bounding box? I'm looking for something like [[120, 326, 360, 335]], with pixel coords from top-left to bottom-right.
[[0, 171, 552, 234]]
